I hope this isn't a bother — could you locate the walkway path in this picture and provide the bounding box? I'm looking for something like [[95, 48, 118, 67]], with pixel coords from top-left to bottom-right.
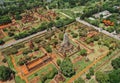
[[67, 50, 109, 83], [59, 12, 73, 19]]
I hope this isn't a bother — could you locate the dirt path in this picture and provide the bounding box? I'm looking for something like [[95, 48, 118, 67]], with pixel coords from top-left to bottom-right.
[[67, 50, 109, 83]]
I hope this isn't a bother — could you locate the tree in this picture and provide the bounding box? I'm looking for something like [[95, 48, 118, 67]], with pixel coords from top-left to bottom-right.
[[111, 57, 120, 69], [74, 77, 85, 83], [0, 66, 13, 81], [108, 69, 120, 83], [15, 14, 22, 20], [95, 71, 109, 83], [89, 67, 94, 75], [60, 57, 75, 77], [86, 73, 91, 79]]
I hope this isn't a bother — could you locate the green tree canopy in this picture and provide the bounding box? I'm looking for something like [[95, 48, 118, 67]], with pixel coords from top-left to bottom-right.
[[111, 57, 120, 69], [95, 71, 109, 83], [109, 69, 120, 83], [0, 66, 13, 81], [60, 57, 75, 77]]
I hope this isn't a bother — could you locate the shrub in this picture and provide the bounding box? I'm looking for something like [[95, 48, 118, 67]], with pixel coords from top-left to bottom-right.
[[57, 59, 61, 66], [23, 49, 32, 55], [17, 61, 25, 66], [89, 67, 94, 75], [2, 58, 7, 63], [59, 33, 64, 41], [8, 32, 14, 37], [34, 73, 38, 76], [45, 45, 52, 53], [72, 33, 78, 38], [86, 73, 91, 79], [80, 49, 87, 56], [111, 57, 120, 69], [40, 74, 47, 83], [33, 47, 39, 51], [0, 39, 5, 45]]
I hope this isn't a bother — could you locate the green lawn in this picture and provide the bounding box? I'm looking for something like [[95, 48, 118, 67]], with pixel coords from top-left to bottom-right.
[[89, 78, 97, 83], [15, 76, 26, 83], [28, 63, 56, 81], [74, 59, 92, 73], [5, 55, 15, 71]]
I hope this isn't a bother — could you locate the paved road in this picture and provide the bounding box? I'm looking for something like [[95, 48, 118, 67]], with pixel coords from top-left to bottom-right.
[[0, 27, 56, 50], [76, 17, 120, 40]]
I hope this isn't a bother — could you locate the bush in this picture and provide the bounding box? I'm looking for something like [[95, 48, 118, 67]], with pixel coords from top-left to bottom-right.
[[86, 73, 91, 79], [23, 49, 32, 55], [2, 58, 7, 63], [34, 39, 41, 43], [15, 14, 22, 20], [74, 77, 85, 83], [111, 57, 120, 69], [50, 39, 58, 45], [80, 49, 87, 56], [72, 33, 78, 38], [59, 33, 64, 41], [89, 67, 94, 75], [85, 38, 94, 44], [33, 47, 39, 51], [34, 73, 38, 76], [45, 45, 52, 53], [33, 56, 37, 59], [40, 74, 47, 83], [17, 61, 25, 66], [0, 39, 5, 45], [57, 59, 61, 66], [0, 16, 12, 25], [8, 32, 14, 37]]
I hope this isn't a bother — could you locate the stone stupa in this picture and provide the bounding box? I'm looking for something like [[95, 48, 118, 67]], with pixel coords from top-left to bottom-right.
[[59, 33, 74, 56]]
